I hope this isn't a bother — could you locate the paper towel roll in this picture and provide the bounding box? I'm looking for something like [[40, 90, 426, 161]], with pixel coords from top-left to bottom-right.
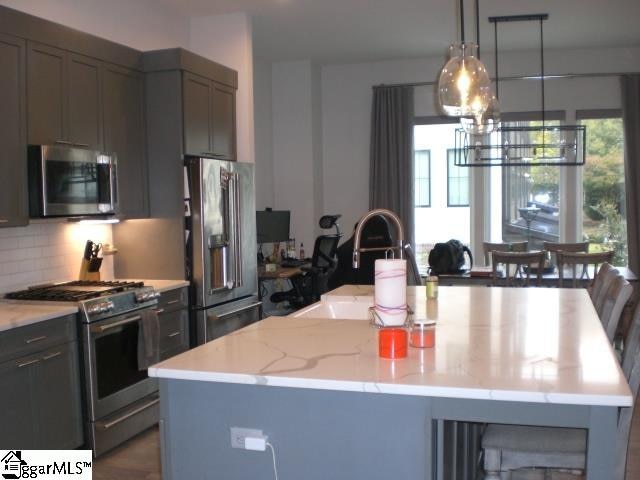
[[374, 259, 407, 326]]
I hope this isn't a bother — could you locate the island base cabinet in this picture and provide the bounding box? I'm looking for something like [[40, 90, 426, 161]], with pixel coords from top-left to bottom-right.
[[158, 380, 434, 480], [0, 341, 82, 450]]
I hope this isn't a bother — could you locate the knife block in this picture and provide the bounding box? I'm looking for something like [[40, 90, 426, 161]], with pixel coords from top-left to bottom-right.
[[79, 258, 101, 281]]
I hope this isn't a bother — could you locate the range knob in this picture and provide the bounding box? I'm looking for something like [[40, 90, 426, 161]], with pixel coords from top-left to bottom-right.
[[136, 291, 153, 303], [87, 304, 102, 314]]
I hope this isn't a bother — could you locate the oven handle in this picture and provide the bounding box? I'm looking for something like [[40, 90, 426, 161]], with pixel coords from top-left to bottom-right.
[[96, 397, 160, 430], [91, 314, 141, 333]]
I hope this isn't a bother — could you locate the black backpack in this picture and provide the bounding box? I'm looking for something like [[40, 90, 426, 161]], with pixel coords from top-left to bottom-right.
[[428, 239, 473, 275]]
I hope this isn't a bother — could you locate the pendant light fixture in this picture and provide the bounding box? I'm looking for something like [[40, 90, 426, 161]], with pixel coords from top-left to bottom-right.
[[453, 14, 586, 167], [459, 0, 500, 134], [438, 0, 492, 118]]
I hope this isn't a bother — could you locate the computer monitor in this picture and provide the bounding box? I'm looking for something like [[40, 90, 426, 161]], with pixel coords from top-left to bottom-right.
[[256, 210, 290, 244]]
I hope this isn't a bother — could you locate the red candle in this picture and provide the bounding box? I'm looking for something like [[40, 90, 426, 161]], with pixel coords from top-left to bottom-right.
[[378, 328, 408, 359]]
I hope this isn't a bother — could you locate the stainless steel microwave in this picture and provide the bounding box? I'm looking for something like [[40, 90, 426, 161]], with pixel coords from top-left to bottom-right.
[[28, 145, 118, 218]]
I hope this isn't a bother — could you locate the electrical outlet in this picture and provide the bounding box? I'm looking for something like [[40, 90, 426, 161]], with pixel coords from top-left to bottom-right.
[[230, 427, 263, 449]]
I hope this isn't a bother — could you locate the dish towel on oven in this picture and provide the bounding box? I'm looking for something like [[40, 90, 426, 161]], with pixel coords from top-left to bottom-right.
[[137, 309, 160, 370]]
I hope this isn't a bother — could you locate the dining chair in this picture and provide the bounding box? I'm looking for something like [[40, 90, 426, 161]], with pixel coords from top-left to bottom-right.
[[590, 263, 619, 312], [482, 314, 640, 480], [483, 241, 528, 266], [555, 250, 614, 288], [597, 274, 633, 343], [491, 251, 545, 287], [542, 241, 589, 268], [587, 262, 619, 305]]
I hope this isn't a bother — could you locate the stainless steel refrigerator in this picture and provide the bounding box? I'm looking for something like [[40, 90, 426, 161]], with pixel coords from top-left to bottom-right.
[[185, 156, 261, 345]]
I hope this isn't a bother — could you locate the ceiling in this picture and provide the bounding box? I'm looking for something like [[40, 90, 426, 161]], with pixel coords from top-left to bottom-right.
[[156, 0, 640, 64]]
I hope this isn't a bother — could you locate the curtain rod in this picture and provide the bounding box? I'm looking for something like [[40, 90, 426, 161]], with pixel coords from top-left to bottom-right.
[[372, 71, 639, 89]]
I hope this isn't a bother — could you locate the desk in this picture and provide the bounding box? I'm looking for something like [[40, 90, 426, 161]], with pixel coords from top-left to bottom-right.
[[258, 264, 303, 280], [151, 286, 631, 479]]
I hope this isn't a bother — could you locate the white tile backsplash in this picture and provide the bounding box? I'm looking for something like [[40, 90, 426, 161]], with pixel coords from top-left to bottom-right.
[[0, 221, 114, 293]]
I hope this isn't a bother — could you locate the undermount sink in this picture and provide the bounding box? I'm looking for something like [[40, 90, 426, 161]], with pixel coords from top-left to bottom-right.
[[291, 300, 373, 320]]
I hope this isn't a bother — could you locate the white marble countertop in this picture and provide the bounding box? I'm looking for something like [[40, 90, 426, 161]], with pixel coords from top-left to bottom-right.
[[0, 302, 78, 332], [149, 285, 632, 407]]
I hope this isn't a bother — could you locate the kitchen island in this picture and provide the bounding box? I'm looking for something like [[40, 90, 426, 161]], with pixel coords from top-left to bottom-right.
[[150, 286, 631, 479]]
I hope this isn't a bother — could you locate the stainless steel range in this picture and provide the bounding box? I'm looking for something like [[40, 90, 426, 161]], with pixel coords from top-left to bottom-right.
[[6, 280, 161, 456]]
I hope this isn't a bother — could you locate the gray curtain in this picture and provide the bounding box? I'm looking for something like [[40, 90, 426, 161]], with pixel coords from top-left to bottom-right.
[[369, 85, 415, 247], [622, 75, 640, 274]]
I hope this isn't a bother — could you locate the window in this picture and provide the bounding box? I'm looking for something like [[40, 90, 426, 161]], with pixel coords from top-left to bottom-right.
[[414, 149, 431, 207], [488, 115, 564, 250], [413, 122, 471, 273], [578, 113, 626, 265], [447, 149, 469, 206]]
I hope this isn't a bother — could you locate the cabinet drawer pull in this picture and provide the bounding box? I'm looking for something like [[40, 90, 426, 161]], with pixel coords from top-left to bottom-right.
[[166, 300, 180, 305], [18, 358, 39, 368], [155, 308, 165, 314], [167, 331, 181, 338], [55, 140, 73, 145], [73, 143, 89, 147], [42, 351, 62, 361], [25, 335, 47, 344], [0, 219, 8, 224]]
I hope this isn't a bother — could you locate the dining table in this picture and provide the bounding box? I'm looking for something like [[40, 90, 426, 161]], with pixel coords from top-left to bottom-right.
[[150, 285, 632, 480]]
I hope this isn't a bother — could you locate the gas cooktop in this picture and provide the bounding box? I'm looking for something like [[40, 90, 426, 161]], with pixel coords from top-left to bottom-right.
[[5, 280, 146, 302]]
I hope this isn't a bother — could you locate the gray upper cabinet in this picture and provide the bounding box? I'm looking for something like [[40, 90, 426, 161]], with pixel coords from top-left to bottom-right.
[[211, 82, 236, 160], [183, 71, 236, 160], [68, 53, 102, 149], [103, 64, 148, 218], [27, 42, 65, 146], [183, 72, 212, 157], [27, 42, 103, 150], [0, 33, 27, 227]]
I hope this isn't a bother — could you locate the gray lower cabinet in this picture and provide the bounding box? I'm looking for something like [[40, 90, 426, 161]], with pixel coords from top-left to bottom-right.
[[27, 41, 103, 150], [103, 64, 148, 218], [0, 315, 83, 450], [157, 287, 189, 360], [183, 71, 236, 160], [0, 32, 27, 227]]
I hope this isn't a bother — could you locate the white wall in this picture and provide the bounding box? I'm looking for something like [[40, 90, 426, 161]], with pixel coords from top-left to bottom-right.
[[272, 60, 322, 250], [0, 0, 189, 51], [190, 13, 255, 165], [254, 57, 275, 209]]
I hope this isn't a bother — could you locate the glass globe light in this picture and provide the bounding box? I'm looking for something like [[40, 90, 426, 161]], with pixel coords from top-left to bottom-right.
[[438, 43, 492, 118], [460, 93, 501, 134]]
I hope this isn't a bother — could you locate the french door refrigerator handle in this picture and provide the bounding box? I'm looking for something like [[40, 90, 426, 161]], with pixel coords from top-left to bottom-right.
[[231, 172, 243, 288]]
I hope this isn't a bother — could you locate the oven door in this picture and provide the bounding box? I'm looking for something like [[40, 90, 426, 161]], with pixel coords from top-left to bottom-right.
[[83, 310, 158, 421], [29, 145, 118, 217]]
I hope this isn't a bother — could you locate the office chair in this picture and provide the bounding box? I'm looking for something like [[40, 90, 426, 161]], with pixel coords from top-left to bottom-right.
[[270, 215, 342, 309], [328, 216, 394, 289]]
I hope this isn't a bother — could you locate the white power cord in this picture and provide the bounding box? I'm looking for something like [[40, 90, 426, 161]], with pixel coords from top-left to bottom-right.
[[266, 442, 279, 480]]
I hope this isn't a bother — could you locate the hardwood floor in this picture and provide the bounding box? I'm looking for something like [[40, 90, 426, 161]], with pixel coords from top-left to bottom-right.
[[93, 396, 640, 479], [93, 427, 161, 480]]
